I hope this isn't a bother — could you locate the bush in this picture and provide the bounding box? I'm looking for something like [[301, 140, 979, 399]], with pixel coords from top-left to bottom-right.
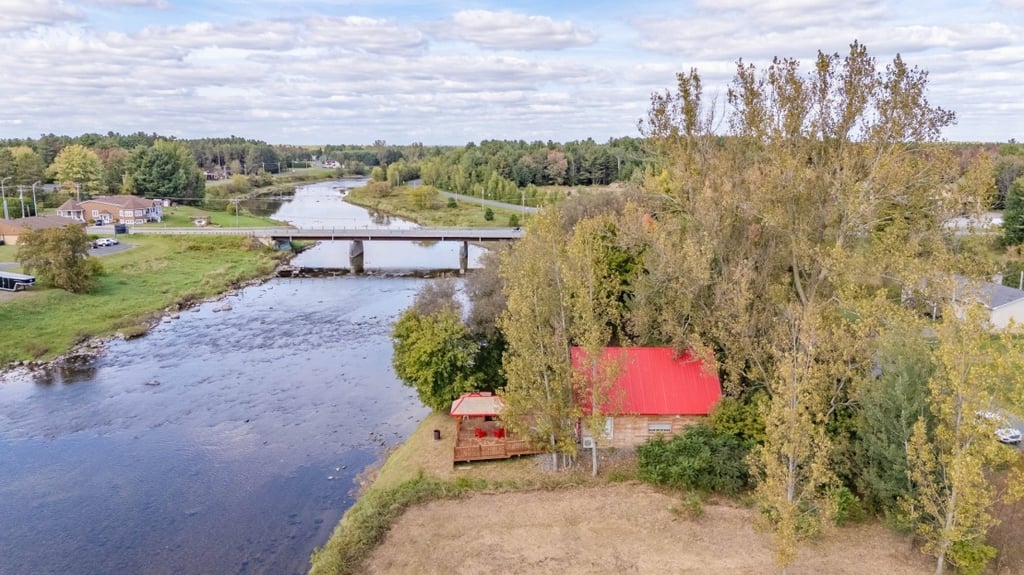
[[447, 197, 457, 208], [708, 391, 767, 445], [827, 484, 864, 526], [484, 207, 494, 221], [636, 424, 751, 493], [948, 539, 997, 575], [508, 214, 519, 227]]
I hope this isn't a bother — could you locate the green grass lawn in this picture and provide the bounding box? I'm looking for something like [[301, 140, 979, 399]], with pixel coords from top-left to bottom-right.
[[0, 234, 288, 364], [0, 244, 17, 262], [142, 205, 287, 228], [346, 186, 528, 228]]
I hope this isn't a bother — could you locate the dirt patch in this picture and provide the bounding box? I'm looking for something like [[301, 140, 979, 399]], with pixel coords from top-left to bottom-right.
[[362, 483, 932, 575]]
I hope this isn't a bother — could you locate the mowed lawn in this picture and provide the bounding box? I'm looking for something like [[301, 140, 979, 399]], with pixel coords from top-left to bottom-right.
[[0, 234, 287, 364]]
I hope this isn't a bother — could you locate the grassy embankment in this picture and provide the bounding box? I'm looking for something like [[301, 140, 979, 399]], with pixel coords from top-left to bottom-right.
[[345, 185, 528, 228], [308, 412, 633, 575], [0, 234, 289, 364], [142, 205, 285, 228]]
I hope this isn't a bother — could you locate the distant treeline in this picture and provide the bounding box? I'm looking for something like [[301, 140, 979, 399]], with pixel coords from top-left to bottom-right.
[[2, 132, 1022, 208]]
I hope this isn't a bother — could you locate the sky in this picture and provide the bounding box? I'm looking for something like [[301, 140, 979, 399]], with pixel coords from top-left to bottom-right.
[[0, 0, 1022, 146]]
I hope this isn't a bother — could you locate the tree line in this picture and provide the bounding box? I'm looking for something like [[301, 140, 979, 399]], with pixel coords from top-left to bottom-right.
[[391, 43, 1024, 575]]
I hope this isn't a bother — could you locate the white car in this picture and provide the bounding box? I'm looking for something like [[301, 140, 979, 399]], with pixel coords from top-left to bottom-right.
[[996, 427, 1023, 444], [976, 410, 1023, 444], [94, 238, 119, 247]]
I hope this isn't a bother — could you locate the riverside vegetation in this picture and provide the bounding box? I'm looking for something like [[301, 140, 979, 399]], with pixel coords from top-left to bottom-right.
[[0, 234, 288, 365]]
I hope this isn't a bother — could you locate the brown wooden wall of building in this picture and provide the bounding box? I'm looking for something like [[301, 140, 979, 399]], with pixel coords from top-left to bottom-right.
[[597, 414, 704, 449]]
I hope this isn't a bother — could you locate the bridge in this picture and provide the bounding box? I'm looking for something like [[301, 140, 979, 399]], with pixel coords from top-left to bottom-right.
[[126, 226, 523, 272]]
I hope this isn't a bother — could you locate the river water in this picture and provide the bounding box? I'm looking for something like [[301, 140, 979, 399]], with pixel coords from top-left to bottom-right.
[[0, 180, 480, 574]]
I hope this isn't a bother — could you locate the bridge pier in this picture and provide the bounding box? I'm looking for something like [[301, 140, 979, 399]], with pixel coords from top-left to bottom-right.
[[349, 240, 364, 274], [459, 241, 468, 274]]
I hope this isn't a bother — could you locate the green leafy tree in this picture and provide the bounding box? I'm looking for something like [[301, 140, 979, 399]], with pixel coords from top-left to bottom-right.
[[391, 308, 480, 412], [483, 207, 494, 221], [47, 144, 103, 196], [16, 225, 103, 293], [9, 146, 46, 187], [97, 147, 131, 194], [408, 184, 437, 210], [127, 140, 205, 201], [1003, 176, 1024, 245]]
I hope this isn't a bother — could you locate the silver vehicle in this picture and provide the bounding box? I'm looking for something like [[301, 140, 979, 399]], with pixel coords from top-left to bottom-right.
[[977, 410, 1023, 444]]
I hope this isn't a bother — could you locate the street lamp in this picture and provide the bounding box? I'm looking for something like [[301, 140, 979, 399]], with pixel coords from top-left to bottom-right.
[[1, 176, 10, 220], [31, 181, 40, 217], [18, 186, 25, 219]]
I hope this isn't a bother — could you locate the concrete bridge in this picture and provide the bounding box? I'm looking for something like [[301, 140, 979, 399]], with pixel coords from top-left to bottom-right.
[[126, 226, 523, 272]]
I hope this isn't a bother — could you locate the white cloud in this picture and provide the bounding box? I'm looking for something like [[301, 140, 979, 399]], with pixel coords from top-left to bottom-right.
[[78, 0, 170, 7], [304, 16, 428, 56], [0, 1, 1020, 144], [438, 10, 597, 50], [1, 0, 82, 33]]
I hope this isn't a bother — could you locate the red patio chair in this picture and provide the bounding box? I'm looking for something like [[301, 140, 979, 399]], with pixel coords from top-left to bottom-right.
[[495, 428, 506, 439], [474, 427, 486, 438]]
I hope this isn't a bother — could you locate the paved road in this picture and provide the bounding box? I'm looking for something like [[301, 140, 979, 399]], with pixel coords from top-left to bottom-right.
[[408, 179, 539, 215]]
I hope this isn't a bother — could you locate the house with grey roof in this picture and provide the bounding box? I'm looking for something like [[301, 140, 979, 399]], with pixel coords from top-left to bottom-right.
[[978, 281, 1024, 330]]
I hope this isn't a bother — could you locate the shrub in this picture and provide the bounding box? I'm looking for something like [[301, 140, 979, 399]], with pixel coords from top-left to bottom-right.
[[484, 207, 494, 221], [637, 424, 751, 493], [827, 484, 864, 526], [708, 390, 767, 445], [948, 539, 997, 575], [508, 214, 519, 227], [447, 197, 457, 209]]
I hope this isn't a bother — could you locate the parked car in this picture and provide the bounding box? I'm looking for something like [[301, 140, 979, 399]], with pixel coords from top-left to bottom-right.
[[976, 410, 1022, 444], [996, 427, 1023, 444], [93, 238, 119, 248]]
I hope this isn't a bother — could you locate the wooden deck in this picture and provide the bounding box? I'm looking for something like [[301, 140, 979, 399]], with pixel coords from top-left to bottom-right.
[[453, 417, 544, 462]]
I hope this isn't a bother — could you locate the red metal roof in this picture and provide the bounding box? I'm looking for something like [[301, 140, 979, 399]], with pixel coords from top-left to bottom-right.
[[572, 347, 721, 416]]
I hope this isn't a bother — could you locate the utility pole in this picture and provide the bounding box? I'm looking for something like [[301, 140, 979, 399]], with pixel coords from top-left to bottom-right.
[[18, 186, 25, 218], [74, 182, 81, 202], [31, 181, 40, 218], [1, 176, 10, 220]]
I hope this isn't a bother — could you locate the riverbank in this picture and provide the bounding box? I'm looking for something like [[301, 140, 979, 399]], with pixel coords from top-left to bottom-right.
[[345, 184, 527, 228], [0, 234, 290, 367]]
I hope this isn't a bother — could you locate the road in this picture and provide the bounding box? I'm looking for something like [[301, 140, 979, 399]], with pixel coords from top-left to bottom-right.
[[407, 179, 540, 215]]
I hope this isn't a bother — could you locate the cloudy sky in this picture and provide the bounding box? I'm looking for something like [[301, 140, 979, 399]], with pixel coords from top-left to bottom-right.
[[1, 0, 1022, 145]]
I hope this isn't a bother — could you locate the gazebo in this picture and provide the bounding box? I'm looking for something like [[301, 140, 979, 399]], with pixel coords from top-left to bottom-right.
[[450, 392, 542, 462]]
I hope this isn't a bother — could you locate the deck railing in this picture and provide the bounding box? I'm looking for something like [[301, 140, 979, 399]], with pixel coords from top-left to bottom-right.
[[453, 438, 542, 462]]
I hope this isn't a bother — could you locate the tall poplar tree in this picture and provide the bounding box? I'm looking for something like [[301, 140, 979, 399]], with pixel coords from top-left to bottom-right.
[[498, 208, 577, 470], [638, 42, 993, 571]]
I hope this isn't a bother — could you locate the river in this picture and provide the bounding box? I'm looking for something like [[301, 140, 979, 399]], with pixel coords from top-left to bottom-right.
[[0, 180, 482, 574]]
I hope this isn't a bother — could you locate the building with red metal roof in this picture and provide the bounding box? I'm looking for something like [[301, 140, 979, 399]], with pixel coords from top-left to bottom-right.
[[572, 346, 722, 448]]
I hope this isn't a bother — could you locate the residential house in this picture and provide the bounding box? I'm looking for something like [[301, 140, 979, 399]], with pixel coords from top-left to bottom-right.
[[968, 281, 1024, 331], [57, 196, 163, 225], [572, 346, 722, 449], [0, 216, 87, 246]]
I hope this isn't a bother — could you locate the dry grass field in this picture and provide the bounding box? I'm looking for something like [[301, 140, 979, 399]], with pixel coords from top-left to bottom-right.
[[362, 483, 935, 575]]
